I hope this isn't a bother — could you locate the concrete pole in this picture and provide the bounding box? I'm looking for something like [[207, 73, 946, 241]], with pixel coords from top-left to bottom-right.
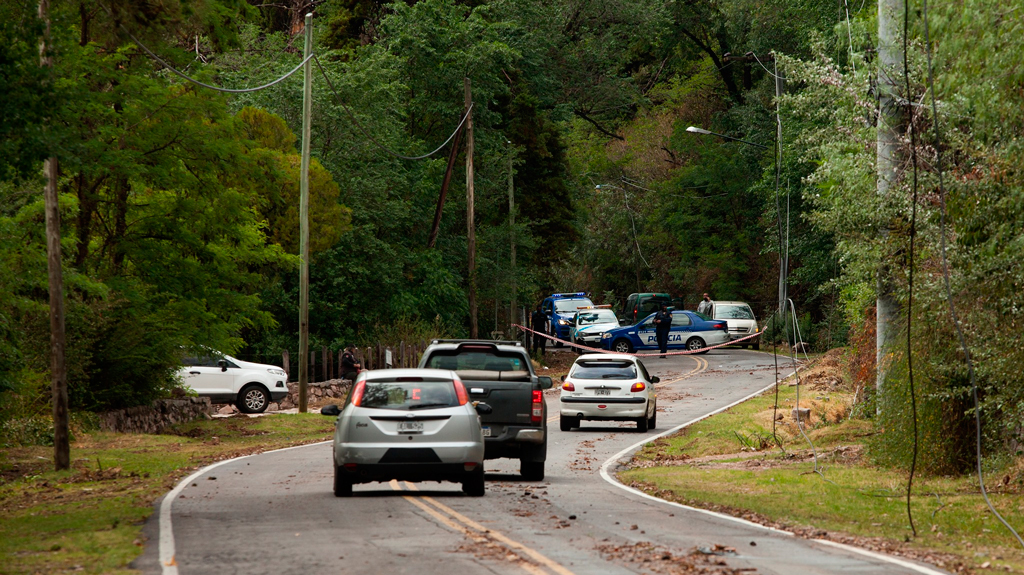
[[465, 78, 478, 338], [298, 13, 313, 412], [876, 0, 903, 410], [39, 0, 69, 471]]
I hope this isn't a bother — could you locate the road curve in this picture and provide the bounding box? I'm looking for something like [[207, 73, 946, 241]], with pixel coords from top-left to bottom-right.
[[134, 349, 949, 575]]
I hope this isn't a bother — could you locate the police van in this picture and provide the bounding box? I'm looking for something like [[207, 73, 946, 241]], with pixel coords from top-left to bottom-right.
[[541, 292, 593, 345]]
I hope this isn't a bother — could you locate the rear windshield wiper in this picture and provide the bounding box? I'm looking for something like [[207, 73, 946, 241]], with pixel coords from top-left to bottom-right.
[[408, 403, 454, 410]]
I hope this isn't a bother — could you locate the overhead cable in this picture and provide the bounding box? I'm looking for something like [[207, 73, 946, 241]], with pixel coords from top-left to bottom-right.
[[98, 1, 311, 93], [921, 0, 1024, 548], [313, 55, 471, 161]]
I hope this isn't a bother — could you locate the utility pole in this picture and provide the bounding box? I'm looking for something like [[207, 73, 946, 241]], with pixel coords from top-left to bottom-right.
[[297, 13, 313, 412], [507, 141, 516, 339], [465, 78, 478, 338], [39, 0, 69, 472], [876, 0, 903, 409]]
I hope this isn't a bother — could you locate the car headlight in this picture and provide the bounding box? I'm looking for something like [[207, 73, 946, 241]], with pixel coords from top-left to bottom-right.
[[558, 319, 570, 326], [268, 368, 286, 377], [601, 333, 612, 339]]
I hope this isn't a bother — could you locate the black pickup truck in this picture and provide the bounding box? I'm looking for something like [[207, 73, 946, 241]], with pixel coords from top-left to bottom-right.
[[418, 339, 552, 480]]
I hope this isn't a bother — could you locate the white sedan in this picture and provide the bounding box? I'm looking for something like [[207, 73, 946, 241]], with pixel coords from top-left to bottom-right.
[[558, 354, 658, 432]]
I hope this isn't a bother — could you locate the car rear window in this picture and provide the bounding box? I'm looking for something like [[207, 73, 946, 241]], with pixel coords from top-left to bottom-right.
[[715, 305, 754, 320], [359, 378, 458, 410], [424, 350, 526, 373], [570, 361, 637, 380]]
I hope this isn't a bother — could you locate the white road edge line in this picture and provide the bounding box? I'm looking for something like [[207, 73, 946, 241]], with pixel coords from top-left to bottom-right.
[[597, 373, 949, 575], [158, 440, 332, 575]]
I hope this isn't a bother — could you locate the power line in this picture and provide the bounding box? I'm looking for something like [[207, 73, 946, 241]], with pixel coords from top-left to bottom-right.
[[313, 55, 471, 161], [98, 2, 311, 93], [920, 0, 1024, 549]]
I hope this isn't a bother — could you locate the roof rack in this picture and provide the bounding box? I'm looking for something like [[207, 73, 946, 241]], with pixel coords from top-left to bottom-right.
[[429, 338, 524, 347]]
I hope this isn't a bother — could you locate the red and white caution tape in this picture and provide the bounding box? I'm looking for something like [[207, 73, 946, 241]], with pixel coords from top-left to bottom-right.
[[512, 323, 762, 358]]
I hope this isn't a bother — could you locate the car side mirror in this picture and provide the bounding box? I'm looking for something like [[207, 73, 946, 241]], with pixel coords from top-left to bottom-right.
[[619, 319, 630, 326], [537, 376, 553, 389], [560, 374, 566, 382], [320, 404, 341, 416], [474, 402, 493, 415], [650, 376, 660, 384], [217, 359, 228, 372]]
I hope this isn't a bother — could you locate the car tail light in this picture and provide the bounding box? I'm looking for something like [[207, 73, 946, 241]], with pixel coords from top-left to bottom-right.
[[630, 382, 646, 392], [350, 380, 367, 406], [562, 381, 575, 392], [463, 462, 478, 471], [714, 323, 727, 330], [453, 378, 469, 405], [531, 390, 543, 423], [344, 463, 357, 470]]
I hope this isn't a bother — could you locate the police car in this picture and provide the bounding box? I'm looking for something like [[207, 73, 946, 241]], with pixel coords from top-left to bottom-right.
[[570, 306, 620, 352], [542, 292, 594, 345], [600, 310, 729, 354]]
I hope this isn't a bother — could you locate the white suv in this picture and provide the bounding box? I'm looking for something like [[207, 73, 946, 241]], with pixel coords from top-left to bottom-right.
[[178, 352, 289, 413]]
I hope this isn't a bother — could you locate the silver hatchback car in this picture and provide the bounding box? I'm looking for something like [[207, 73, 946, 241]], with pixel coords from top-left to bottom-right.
[[320, 368, 492, 497]]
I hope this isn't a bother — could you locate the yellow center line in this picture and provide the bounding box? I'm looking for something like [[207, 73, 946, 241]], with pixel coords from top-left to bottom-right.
[[402, 482, 576, 575]]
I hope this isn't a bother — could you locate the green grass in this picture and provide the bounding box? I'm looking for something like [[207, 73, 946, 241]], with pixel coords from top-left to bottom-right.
[[0, 413, 334, 575], [622, 382, 1024, 573]]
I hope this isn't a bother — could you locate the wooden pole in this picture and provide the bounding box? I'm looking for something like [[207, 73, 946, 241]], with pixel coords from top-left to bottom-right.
[[427, 122, 465, 248], [297, 13, 313, 412], [508, 141, 516, 339], [465, 77, 478, 338], [39, 0, 69, 472]]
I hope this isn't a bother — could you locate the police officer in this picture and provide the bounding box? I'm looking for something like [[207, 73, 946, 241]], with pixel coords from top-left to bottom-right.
[[653, 304, 672, 358], [697, 293, 713, 315], [530, 304, 547, 356]]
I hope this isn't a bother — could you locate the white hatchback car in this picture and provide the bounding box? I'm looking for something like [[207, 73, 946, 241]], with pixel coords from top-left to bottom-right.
[[558, 354, 658, 432], [178, 352, 288, 413], [320, 369, 492, 497]]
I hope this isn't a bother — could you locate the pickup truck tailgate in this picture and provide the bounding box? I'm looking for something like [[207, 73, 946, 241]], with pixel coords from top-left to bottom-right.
[[458, 369, 535, 425]]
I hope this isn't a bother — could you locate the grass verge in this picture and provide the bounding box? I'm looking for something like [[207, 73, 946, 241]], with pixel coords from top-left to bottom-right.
[[0, 412, 334, 575], [619, 350, 1024, 574]]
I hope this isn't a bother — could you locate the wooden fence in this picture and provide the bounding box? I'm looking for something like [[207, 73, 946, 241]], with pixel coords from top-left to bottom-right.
[[279, 341, 431, 383]]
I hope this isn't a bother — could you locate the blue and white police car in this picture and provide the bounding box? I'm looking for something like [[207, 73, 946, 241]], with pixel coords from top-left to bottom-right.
[[570, 306, 620, 352], [601, 310, 729, 354], [542, 292, 594, 345]]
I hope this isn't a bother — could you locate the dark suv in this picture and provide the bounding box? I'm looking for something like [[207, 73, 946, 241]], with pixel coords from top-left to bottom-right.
[[621, 292, 672, 324], [418, 340, 553, 480]]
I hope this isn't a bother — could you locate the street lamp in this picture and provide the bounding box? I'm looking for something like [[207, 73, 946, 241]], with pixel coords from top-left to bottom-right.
[[686, 123, 786, 319], [685, 126, 768, 149]]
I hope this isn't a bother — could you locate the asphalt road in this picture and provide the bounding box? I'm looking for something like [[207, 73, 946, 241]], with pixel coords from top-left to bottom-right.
[[136, 348, 948, 575]]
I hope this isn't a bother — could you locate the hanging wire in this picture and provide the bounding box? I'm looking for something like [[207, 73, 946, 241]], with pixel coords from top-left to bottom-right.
[[751, 52, 790, 81], [97, 1, 312, 93], [313, 55, 472, 161], [843, 0, 857, 74], [920, 0, 1024, 549], [902, 0, 920, 538]]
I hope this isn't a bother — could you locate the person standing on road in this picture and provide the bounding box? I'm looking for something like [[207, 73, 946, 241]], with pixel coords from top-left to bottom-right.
[[697, 293, 713, 316], [530, 304, 547, 356], [653, 304, 672, 358], [341, 346, 361, 381]]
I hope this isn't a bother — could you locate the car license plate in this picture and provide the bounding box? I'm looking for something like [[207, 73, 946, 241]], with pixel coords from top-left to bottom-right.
[[398, 421, 424, 434], [595, 389, 611, 396], [482, 427, 492, 437]]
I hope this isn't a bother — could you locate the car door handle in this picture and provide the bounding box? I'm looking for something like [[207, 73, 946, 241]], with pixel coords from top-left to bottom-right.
[[189, 371, 201, 375]]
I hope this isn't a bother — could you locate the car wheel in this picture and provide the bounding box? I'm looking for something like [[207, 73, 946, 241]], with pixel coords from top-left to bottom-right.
[[753, 341, 760, 350], [237, 384, 269, 414], [613, 339, 633, 354], [686, 337, 706, 353], [647, 404, 657, 430], [333, 466, 353, 497], [462, 466, 485, 497], [636, 415, 649, 432], [520, 460, 544, 481], [560, 415, 578, 432]]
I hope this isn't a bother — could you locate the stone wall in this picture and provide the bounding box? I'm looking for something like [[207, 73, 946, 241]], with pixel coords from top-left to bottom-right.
[[100, 397, 212, 434], [276, 379, 351, 411]]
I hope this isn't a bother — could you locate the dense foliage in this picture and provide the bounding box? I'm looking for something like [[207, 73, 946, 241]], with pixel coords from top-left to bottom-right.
[[1, 0, 1022, 473]]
